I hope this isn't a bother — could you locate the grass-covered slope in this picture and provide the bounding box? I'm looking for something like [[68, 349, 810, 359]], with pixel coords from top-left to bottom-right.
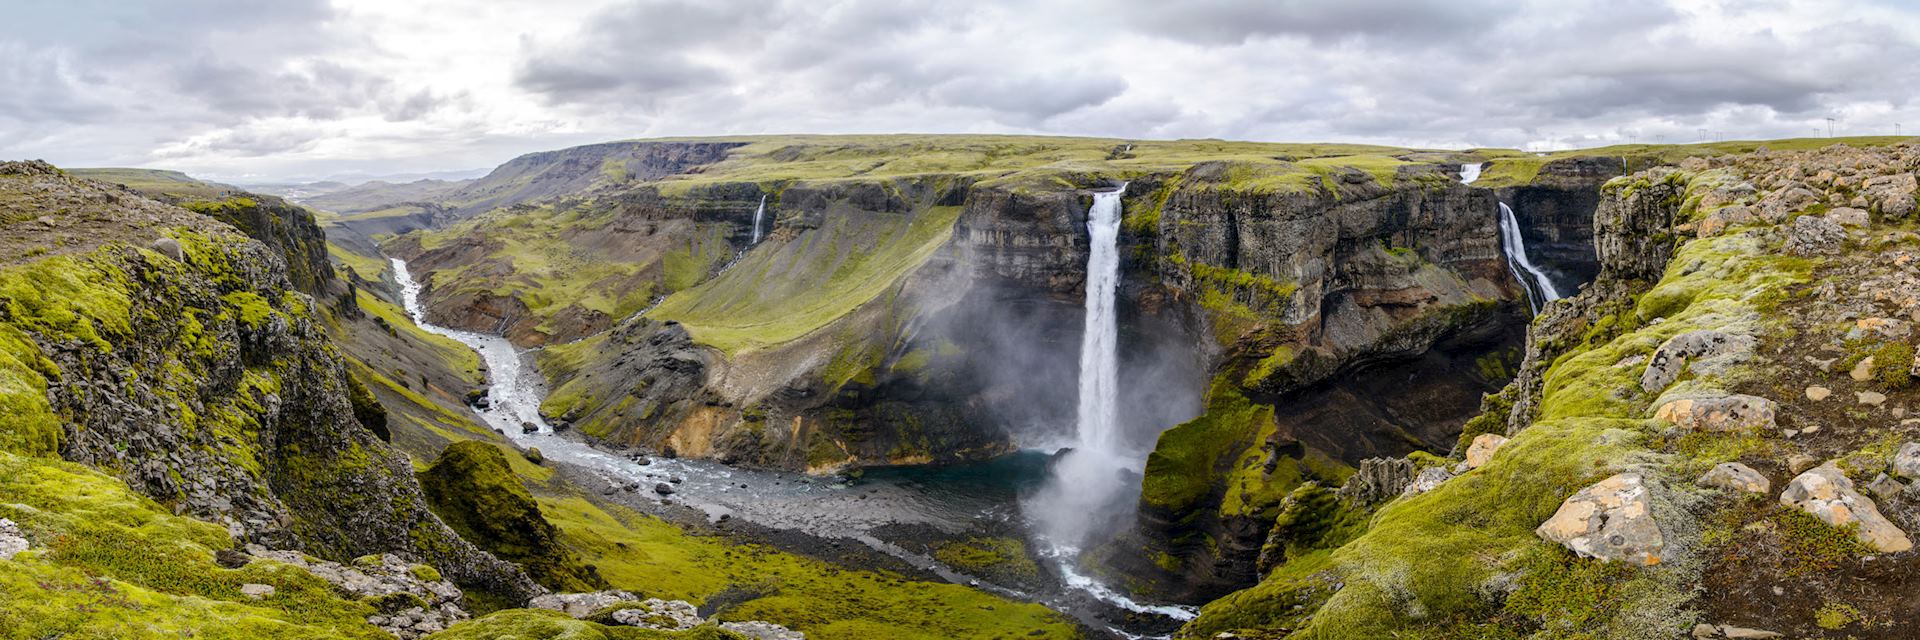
[[0, 452, 390, 639], [645, 200, 962, 355], [1186, 141, 1920, 639]]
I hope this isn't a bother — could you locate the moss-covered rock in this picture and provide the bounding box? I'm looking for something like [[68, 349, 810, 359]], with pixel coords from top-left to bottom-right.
[[418, 441, 607, 592]]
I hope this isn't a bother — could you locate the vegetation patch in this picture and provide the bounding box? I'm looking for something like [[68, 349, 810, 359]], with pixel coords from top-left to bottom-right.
[[417, 441, 607, 592]]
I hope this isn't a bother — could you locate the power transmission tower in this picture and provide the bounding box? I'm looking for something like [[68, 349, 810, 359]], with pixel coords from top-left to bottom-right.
[[1826, 117, 1837, 137]]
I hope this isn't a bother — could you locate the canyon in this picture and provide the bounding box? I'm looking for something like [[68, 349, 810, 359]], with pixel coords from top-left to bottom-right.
[[7, 134, 1920, 639]]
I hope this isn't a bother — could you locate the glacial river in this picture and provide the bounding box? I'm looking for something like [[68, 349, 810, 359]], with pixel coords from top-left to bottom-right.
[[388, 257, 1191, 637]]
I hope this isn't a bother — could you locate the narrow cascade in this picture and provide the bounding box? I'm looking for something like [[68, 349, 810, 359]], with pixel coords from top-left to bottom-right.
[[1497, 202, 1562, 313], [1460, 163, 1561, 313], [750, 194, 768, 244]]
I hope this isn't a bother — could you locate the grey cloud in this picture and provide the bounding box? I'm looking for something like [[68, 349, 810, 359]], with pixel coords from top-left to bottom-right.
[[1114, 0, 1510, 45], [931, 74, 1129, 122]]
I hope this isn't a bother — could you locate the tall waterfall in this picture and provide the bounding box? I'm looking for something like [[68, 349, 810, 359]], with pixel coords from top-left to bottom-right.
[[750, 195, 768, 244], [1075, 186, 1125, 452], [1461, 163, 1560, 313], [1029, 185, 1131, 548]]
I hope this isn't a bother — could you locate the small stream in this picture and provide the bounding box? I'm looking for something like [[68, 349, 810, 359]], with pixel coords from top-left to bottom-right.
[[388, 258, 1189, 638]]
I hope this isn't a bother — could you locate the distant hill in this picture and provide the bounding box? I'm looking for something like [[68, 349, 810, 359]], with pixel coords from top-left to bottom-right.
[[67, 167, 240, 200]]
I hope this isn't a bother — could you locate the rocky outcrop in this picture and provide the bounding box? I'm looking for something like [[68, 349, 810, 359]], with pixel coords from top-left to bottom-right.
[[0, 165, 541, 605], [243, 546, 470, 639], [1507, 169, 1686, 433]]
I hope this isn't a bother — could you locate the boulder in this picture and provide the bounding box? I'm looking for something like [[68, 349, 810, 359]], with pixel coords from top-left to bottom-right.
[[1783, 214, 1846, 256], [0, 518, 27, 560], [1828, 206, 1871, 227], [1698, 462, 1770, 494], [1535, 472, 1666, 565], [720, 621, 807, 640], [1805, 386, 1831, 401], [1893, 442, 1920, 480], [1465, 434, 1509, 470], [529, 590, 642, 618], [1640, 330, 1756, 392], [1864, 172, 1917, 219], [1400, 466, 1453, 498], [239, 583, 277, 599], [1866, 473, 1907, 501], [1779, 463, 1913, 553], [1697, 205, 1756, 238], [609, 599, 703, 630], [1654, 395, 1777, 432], [148, 237, 184, 262]]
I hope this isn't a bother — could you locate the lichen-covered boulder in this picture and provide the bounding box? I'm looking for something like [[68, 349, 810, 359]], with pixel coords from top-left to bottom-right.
[[1827, 206, 1871, 227], [1654, 394, 1777, 432], [721, 621, 807, 640], [1698, 462, 1770, 494], [1783, 214, 1846, 255], [1465, 434, 1509, 470], [1536, 472, 1665, 565], [0, 518, 27, 560], [1893, 442, 1920, 480], [527, 590, 642, 618], [609, 599, 702, 630], [1401, 466, 1453, 498], [1640, 330, 1756, 392], [1779, 463, 1913, 553], [1863, 172, 1917, 219]]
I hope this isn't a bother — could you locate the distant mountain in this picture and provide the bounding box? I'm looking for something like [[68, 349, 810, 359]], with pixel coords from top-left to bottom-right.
[[67, 167, 241, 200]]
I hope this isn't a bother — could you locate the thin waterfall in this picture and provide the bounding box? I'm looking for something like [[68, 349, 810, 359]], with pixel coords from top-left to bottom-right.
[[1461, 163, 1561, 314], [1498, 202, 1562, 313], [750, 195, 768, 244]]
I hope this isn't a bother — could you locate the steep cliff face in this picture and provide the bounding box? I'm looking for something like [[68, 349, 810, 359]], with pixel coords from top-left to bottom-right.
[[1493, 156, 1629, 293], [1183, 140, 1920, 639], [1101, 164, 1530, 602], [0, 161, 540, 604]]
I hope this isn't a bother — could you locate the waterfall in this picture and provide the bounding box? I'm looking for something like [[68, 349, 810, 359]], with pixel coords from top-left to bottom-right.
[[1461, 163, 1561, 314], [1074, 186, 1125, 452], [750, 195, 768, 244], [1497, 204, 1562, 314], [1028, 185, 1131, 548]]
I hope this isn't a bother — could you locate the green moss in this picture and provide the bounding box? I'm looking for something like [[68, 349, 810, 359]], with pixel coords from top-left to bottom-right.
[[534, 497, 1078, 640], [1241, 345, 1296, 388], [409, 564, 443, 583], [1871, 342, 1913, 388], [1142, 378, 1276, 514], [0, 452, 387, 638], [1500, 545, 1636, 636], [1814, 601, 1864, 630], [931, 538, 1040, 580], [416, 441, 606, 592]]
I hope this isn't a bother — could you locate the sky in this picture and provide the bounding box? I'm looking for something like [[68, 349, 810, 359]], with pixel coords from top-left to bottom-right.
[[3, 0, 1917, 183]]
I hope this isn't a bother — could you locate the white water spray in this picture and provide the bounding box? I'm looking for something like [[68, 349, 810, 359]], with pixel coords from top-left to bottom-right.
[[750, 195, 768, 244], [1461, 163, 1561, 314]]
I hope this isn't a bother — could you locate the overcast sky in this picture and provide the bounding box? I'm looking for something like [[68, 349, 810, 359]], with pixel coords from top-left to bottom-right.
[[4, 0, 1916, 183]]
